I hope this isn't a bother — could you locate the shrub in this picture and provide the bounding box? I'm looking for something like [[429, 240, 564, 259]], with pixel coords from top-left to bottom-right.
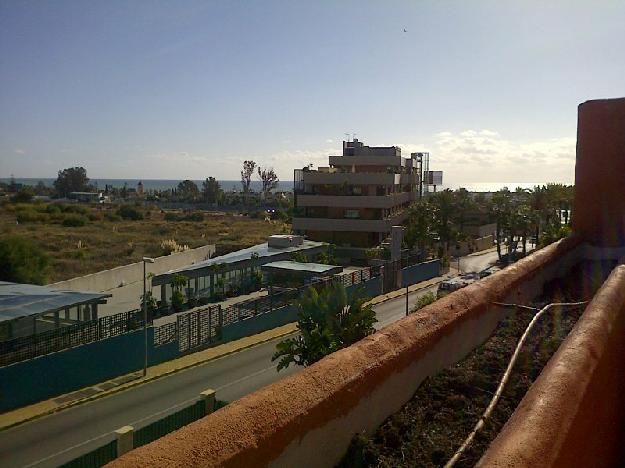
[[164, 212, 180, 222], [0, 236, 50, 284], [62, 214, 87, 227], [171, 290, 185, 312], [160, 239, 189, 255], [104, 212, 122, 222], [16, 209, 49, 223], [11, 188, 34, 203], [117, 205, 144, 220], [88, 212, 103, 221], [63, 204, 88, 215], [411, 292, 437, 313], [45, 204, 62, 214], [185, 212, 204, 222]]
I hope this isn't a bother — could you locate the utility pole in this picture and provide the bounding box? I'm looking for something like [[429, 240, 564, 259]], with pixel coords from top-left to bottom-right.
[[142, 257, 155, 378], [405, 284, 409, 316]]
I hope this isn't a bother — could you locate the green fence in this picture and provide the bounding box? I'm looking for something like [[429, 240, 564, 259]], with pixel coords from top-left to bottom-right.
[[60, 439, 117, 468]]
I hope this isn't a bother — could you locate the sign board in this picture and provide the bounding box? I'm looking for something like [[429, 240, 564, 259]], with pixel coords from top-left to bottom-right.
[[426, 171, 443, 185]]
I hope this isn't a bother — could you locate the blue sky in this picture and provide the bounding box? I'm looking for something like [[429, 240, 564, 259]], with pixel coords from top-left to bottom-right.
[[1, 1, 624, 184]]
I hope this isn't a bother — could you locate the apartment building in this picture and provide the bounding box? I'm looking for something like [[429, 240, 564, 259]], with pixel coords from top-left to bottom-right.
[[293, 139, 425, 248]]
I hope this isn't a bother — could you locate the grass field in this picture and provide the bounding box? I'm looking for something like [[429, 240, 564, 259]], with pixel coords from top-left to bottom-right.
[[0, 201, 290, 283]]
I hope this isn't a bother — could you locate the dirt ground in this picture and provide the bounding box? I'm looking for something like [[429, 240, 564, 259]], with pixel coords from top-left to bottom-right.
[[340, 260, 611, 468]]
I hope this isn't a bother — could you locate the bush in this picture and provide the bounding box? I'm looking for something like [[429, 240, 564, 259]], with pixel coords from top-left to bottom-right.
[[88, 212, 103, 221], [62, 214, 87, 227], [16, 209, 49, 223], [117, 205, 144, 220], [171, 290, 185, 312], [164, 212, 180, 222], [104, 212, 122, 222], [411, 292, 437, 313], [45, 204, 62, 214], [0, 236, 50, 284], [62, 204, 88, 215], [11, 188, 34, 203], [185, 212, 204, 222]]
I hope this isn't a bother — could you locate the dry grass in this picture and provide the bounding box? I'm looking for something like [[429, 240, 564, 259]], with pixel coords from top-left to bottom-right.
[[0, 203, 289, 283]]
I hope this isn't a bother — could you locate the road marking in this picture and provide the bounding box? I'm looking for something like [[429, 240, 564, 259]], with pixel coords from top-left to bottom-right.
[[215, 364, 279, 391]]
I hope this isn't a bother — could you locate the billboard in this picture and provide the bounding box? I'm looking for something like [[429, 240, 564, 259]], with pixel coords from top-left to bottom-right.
[[426, 171, 443, 185]]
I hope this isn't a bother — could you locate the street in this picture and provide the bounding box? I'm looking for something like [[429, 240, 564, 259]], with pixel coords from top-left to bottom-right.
[[0, 251, 499, 467]]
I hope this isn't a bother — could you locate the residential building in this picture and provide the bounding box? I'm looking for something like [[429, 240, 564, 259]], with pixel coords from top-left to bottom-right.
[[293, 139, 429, 248]]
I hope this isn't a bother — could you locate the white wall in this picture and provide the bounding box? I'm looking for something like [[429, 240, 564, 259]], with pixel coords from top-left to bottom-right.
[[48, 245, 215, 316]]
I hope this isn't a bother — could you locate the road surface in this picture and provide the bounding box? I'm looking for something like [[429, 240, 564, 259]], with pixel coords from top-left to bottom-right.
[[0, 285, 439, 468]]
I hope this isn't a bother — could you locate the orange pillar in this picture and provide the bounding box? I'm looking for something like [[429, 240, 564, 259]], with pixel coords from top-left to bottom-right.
[[572, 98, 625, 247]]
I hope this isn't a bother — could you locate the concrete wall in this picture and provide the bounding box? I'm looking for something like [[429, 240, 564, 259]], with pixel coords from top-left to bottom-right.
[[0, 328, 181, 412], [479, 262, 625, 467], [400, 259, 440, 287], [109, 237, 583, 468], [48, 245, 215, 316], [572, 98, 625, 247]]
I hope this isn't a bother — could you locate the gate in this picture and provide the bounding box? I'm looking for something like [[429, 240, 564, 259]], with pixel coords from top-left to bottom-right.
[[177, 305, 221, 353]]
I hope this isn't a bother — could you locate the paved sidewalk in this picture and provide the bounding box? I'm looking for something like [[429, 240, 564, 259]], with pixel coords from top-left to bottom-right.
[[0, 268, 455, 432]]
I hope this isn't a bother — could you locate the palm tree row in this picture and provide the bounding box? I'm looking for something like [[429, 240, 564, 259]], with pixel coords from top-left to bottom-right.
[[405, 184, 574, 263]]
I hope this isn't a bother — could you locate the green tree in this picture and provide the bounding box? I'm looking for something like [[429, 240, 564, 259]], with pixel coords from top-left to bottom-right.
[[176, 180, 200, 202], [257, 166, 279, 195], [170, 273, 187, 311], [0, 237, 50, 285], [272, 281, 377, 371], [54, 167, 89, 197], [240, 160, 257, 194], [11, 187, 34, 203], [430, 189, 458, 257], [405, 199, 435, 256], [492, 188, 512, 261], [316, 244, 337, 265], [202, 177, 222, 204]]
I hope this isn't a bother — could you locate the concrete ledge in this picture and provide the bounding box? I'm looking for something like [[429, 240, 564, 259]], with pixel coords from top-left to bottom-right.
[[109, 236, 582, 467], [478, 261, 625, 467]]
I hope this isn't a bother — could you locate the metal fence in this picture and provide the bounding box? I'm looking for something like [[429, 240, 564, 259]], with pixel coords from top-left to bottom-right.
[[59, 439, 117, 468], [134, 400, 206, 448], [0, 310, 143, 368]]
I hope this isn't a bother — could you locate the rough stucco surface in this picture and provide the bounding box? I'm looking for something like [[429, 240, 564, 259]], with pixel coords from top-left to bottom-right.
[[109, 236, 581, 468], [479, 263, 625, 467], [572, 98, 625, 247]]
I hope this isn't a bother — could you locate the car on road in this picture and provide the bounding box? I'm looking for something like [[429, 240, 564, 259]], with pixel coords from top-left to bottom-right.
[[437, 272, 480, 298]]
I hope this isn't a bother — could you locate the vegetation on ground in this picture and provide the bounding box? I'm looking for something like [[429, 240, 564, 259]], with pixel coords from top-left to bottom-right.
[[0, 236, 51, 285], [411, 291, 437, 313], [0, 201, 289, 283], [272, 281, 377, 371]]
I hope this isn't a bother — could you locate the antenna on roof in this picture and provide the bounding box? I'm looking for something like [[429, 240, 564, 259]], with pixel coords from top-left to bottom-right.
[[344, 132, 351, 142]]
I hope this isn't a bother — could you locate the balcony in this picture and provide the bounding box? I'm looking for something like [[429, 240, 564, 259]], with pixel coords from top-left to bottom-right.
[[328, 155, 406, 168], [302, 171, 400, 186], [292, 210, 409, 233], [296, 192, 412, 209]]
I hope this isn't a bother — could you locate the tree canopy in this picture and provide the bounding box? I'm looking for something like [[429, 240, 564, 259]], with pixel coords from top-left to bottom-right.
[[202, 177, 222, 204], [241, 160, 257, 193], [0, 237, 50, 285], [257, 166, 279, 194], [54, 167, 89, 197], [272, 281, 377, 371], [176, 180, 200, 202]]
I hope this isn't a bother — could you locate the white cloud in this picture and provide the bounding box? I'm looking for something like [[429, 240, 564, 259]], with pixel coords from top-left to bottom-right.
[[14, 148, 25, 155], [427, 130, 575, 184]]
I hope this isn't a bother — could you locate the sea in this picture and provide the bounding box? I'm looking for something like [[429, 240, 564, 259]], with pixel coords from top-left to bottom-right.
[[1, 178, 554, 193]]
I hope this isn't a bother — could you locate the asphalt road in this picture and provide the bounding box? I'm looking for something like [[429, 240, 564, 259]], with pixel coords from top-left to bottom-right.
[[0, 284, 439, 468]]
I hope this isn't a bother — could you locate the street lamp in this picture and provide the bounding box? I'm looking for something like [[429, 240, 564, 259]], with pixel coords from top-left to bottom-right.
[[142, 257, 155, 377]]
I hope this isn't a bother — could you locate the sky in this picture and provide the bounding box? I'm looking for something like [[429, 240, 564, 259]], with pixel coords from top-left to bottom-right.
[[1, 1, 624, 185]]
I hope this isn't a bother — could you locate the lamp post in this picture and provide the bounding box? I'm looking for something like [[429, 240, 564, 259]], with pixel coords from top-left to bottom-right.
[[142, 257, 155, 377]]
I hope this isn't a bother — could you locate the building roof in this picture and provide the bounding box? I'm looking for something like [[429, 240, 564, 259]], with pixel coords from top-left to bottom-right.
[[261, 261, 343, 275], [0, 281, 111, 323], [152, 239, 326, 286]]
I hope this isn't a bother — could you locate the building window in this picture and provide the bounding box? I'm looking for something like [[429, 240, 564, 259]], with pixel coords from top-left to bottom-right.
[[344, 209, 360, 219]]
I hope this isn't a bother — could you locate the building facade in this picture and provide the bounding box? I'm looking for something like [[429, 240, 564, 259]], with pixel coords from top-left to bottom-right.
[[293, 139, 425, 248]]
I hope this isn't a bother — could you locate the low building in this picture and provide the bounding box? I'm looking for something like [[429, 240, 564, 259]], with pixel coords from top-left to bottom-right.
[[152, 235, 327, 303], [0, 281, 111, 340], [261, 261, 343, 287]]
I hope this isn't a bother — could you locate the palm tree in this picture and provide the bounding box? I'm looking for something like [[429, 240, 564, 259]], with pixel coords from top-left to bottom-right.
[[272, 281, 377, 371], [405, 200, 435, 258], [492, 188, 512, 261]]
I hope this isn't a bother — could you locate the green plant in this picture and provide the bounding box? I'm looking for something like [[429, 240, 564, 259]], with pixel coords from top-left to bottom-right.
[[272, 281, 377, 371], [117, 205, 144, 220], [0, 237, 50, 284], [291, 251, 308, 263], [171, 290, 185, 311], [164, 212, 180, 222], [411, 292, 437, 313], [62, 214, 87, 227], [316, 244, 337, 265]]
